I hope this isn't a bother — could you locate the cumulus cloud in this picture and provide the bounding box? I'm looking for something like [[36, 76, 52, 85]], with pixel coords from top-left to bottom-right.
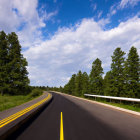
[[24, 16, 140, 86], [0, 0, 57, 48], [0, 0, 140, 87]]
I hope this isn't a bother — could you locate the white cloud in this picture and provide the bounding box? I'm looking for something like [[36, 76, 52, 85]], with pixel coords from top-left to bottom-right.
[[119, 0, 140, 9], [44, 10, 58, 21], [107, 0, 140, 18], [0, 0, 20, 32], [0, 0, 57, 48], [97, 11, 103, 19], [24, 16, 140, 86], [0, 0, 140, 87]]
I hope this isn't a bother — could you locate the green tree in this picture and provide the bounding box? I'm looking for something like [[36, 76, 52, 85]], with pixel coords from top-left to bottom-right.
[[110, 47, 125, 97], [89, 58, 104, 95], [0, 31, 9, 95], [75, 71, 83, 96], [125, 47, 140, 98], [104, 71, 114, 96], [8, 32, 29, 94], [82, 72, 89, 95], [63, 74, 76, 95], [63, 83, 70, 94], [69, 74, 76, 95]]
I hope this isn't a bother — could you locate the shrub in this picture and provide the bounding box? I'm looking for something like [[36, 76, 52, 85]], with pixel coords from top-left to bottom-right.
[[29, 89, 42, 98]]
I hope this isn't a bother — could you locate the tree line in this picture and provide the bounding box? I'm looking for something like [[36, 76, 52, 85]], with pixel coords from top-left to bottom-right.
[[0, 31, 29, 95], [54, 47, 140, 98]]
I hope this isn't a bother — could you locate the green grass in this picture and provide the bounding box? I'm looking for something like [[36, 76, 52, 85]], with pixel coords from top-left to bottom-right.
[[85, 97, 140, 112], [0, 91, 43, 111]]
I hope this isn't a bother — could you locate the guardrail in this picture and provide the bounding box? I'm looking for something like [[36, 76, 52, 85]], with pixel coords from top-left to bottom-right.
[[84, 94, 140, 102]]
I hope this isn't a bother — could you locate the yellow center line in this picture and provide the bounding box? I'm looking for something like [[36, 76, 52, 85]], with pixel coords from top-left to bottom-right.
[[0, 94, 50, 125], [0, 99, 45, 124], [0, 94, 51, 128], [0, 95, 49, 125], [60, 112, 64, 140]]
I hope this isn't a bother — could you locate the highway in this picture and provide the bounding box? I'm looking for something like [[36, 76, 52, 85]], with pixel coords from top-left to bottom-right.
[[9, 92, 140, 140]]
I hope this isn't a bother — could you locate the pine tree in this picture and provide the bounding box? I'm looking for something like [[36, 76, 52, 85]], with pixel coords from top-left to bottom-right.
[[69, 74, 76, 95], [8, 32, 29, 94], [75, 71, 83, 96], [125, 47, 140, 98], [104, 71, 114, 96], [64, 74, 76, 95], [0, 31, 9, 95], [82, 72, 89, 95], [63, 83, 70, 94], [89, 58, 104, 95], [111, 48, 125, 97]]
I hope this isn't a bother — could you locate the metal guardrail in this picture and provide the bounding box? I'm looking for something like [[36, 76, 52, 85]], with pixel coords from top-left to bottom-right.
[[84, 94, 140, 102]]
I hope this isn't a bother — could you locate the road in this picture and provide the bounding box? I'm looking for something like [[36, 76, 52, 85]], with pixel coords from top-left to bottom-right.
[[9, 92, 140, 140]]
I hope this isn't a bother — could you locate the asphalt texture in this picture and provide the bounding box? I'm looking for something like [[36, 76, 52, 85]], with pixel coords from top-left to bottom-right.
[[9, 92, 140, 140]]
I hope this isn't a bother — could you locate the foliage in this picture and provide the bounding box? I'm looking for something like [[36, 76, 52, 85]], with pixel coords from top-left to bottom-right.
[[0, 31, 9, 96], [0, 89, 43, 111], [89, 58, 104, 95], [125, 46, 140, 98], [29, 89, 42, 98], [104, 71, 114, 96], [0, 31, 30, 95], [110, 48, 126, 97], [75, 71, 83, 96], [52, 47, 140, 100], [82, 72, 89, 95]]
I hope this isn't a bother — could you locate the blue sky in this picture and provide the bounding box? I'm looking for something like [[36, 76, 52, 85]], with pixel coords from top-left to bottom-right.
[[0, 0, 140, 87], [38, 0, 140, 34]]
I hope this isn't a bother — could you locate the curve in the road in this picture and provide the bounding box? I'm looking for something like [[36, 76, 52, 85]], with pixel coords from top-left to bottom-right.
[[8, 92, 140, 140]]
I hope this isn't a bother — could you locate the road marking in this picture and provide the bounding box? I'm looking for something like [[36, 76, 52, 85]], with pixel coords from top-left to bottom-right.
[[0, 93, 51, 128], [60, 112, 64, 140]]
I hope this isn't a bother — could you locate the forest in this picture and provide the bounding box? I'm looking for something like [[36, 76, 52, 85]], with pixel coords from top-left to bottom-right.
[[0, 31, 30, 95], [53, 47, 140, 98], [0, 30, 140, 98]]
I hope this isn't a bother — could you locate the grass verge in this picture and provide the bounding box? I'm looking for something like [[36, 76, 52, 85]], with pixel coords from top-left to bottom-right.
[[0, 89, 43, 111]]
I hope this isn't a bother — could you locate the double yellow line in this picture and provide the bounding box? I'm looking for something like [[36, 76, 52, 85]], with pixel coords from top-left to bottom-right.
[[0, 93, 51, 128]]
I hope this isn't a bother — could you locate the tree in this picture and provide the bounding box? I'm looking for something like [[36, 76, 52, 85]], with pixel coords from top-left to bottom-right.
[[82, 72, 89, 95], [69, 74, 76, 95], [110, 48, 125, 97], [125, 47, 140, 98], [63, 74, 76, 95], [75, 71, 83, 96], [104, 71, 114, 96], [0, 31, 9, 95], [89, 58, 104, 95], [8, 32, 29, 94]]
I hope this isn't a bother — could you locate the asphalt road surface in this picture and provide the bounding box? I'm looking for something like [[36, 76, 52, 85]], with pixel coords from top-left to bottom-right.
[[9, 92, 140, 140]]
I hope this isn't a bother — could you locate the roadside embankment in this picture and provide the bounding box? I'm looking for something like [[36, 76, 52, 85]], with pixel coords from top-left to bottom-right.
[[0, 91, 52, 140]]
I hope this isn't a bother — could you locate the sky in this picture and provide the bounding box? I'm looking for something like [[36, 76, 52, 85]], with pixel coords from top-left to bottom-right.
[[0, 0, 140, 87]]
